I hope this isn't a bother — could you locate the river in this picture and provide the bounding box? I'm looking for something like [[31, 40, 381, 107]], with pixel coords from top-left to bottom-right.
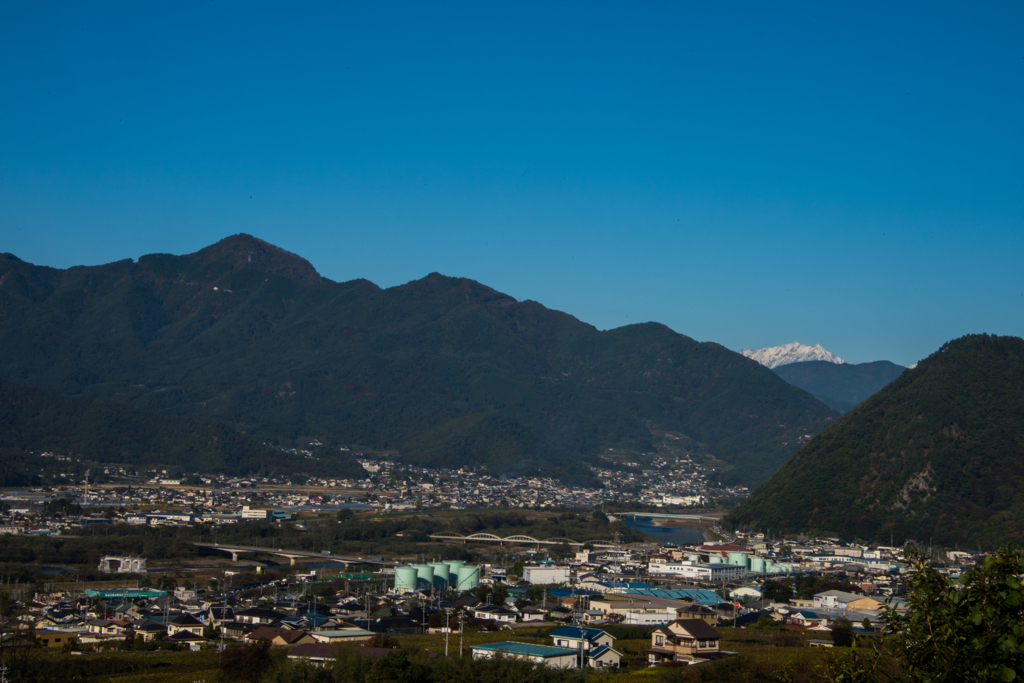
[[622, 516, 705, 545]]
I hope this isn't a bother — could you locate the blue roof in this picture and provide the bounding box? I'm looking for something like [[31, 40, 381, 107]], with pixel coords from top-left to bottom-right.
[[624, 589, 721, 605], [550, 625, 615, 642], [595, 581, 654, 589], [589, 644, 620, 659], [547, 588, 601, 598], [306, 615, 333, 626], [472, 642, 576, 658]]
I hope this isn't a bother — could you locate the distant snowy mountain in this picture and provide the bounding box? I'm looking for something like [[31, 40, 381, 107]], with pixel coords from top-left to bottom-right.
[[740, 342, 849, 369]]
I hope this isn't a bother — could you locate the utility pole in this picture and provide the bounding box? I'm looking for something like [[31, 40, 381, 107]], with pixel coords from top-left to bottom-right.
[[444, 608, 450, 656]]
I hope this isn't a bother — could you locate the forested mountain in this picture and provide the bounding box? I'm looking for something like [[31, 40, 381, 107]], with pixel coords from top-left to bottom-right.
[[728, 334, 1024, 547], [773, 360, 907, 413], [0, 377, 365, 483], [0, 234, 837, 485]]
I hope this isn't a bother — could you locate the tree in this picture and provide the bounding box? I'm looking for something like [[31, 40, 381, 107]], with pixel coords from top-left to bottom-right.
[[761, 579, 793, 603], [882, 547, 1024, 682], [365, 633, 398, 649], [831, 616, 855, 648], [219, 641, 274, 682], [825, 546, 1024, 682]]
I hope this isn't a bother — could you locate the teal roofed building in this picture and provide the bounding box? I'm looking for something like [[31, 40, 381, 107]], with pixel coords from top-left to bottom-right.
[[471, 642, 580, 669]]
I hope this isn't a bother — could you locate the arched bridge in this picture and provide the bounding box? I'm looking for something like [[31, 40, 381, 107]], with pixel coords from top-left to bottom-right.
[[428, 532, 619, 549], [193, 543, 389, 567]]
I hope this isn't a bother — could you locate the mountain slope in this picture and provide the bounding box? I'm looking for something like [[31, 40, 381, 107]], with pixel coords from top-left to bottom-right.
[[773, 360, 907, 413], [740, 342, 848, 369], [727, 334, 1024, 547], [0, 235, 838, 485], [0, 377, 362, 479]]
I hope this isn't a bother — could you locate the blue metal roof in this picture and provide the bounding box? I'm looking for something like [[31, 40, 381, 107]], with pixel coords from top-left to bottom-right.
[[624, 589, 721, 605], [589, 644, 621, 659], [471, 642, 577, 658], [550, 625, 615, 642], [547, 588, 601, 598]]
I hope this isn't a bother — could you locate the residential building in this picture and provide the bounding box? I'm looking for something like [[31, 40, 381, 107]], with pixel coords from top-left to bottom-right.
[[647, 618, 723, 665]]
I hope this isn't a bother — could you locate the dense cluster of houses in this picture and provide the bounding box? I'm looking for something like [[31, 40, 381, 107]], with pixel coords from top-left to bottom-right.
[[0, 582, 415, 655]]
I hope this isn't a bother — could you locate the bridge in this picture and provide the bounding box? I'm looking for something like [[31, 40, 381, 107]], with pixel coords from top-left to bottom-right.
[[193, 543, 388, 567], [428, 532, 622, 549], [623, 512, 720, 522]]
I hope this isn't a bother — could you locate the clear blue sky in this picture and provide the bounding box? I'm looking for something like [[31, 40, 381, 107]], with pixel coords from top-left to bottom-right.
[[2, 2, 1021, 366]]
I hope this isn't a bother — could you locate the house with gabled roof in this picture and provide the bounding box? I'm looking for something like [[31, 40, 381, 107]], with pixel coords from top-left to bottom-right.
[[675, 603, 717, 625], [234, 607, 285, 625], [86, 618, 130, 636], [473, 605, 518, 623], [550, 625, 616, 652], [168, 613, 204, 637], [165, 629, 207, 651], [587, 643, 624, 668], [647, 618, 723, 665], [133, 619, 167, 643], [246, 626, 317, 646]]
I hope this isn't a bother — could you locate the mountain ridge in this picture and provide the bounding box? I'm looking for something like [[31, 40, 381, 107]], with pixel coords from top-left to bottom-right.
[[0, 236, 839, 486]]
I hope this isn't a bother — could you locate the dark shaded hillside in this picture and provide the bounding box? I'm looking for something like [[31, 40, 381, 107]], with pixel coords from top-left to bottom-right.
[[0, 378, 363, 479], [728, 334, 1024, 547], [773, 360, 907, 413], [0, 234, 837, 485]]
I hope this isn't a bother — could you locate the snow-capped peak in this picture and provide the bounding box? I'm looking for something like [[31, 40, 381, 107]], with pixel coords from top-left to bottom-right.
[[739, 342, 849, 369]]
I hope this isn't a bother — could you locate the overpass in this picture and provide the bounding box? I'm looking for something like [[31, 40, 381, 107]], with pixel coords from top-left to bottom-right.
[[193, 543, 388, 567]]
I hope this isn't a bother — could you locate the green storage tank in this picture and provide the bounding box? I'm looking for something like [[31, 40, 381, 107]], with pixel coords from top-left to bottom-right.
[[456, 565, 480, 590], [429, 562, 450, 589], [394, 566, 418, 592], [415, 565, 435, 592]]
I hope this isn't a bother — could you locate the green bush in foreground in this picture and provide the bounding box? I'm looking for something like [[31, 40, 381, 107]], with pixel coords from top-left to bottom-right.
[[825, 546, 1024, 682]]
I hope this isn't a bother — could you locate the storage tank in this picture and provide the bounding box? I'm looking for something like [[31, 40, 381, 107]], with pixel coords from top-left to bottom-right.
[[415, 565, 435, 591], [687, 554, 700, 563], [728, 551, 748, 568], [394, 566, 418, 592], [429, 562, 450, 589], [445, 560, 465, 575], [749, 556, 766, 573], [456, 565, 480, 590], [764, 560, 777, 573]]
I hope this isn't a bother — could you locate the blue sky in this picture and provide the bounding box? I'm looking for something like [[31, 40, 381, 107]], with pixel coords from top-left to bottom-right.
[[1, 2, 1021, 366]]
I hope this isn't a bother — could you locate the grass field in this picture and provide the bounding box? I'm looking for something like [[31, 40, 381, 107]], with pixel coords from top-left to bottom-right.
[[1, 625, 868, 682]]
